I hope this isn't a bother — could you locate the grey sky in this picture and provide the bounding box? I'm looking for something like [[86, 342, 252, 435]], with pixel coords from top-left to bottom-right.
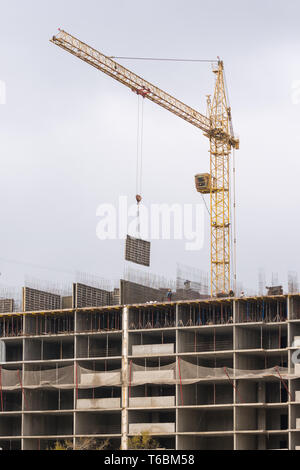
[[0, 0, 299, 294]]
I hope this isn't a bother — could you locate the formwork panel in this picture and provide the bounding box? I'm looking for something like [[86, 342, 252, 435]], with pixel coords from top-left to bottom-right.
[[73, 283, 111, 308], [22, 287, 61, 312], [121, 281, 165, 305], [125, 235, 151, 267], [0, 299, 14, 314]]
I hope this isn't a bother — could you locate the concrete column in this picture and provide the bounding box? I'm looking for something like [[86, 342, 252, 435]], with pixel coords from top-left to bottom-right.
[[288, 380, 291, 450], [121, 306, 129, 450], [288, 295, 291, 322], [257, 382, 266, 403], [73, 309, 77, 449], [257, 435, 266, 450], [257, 384, 266, 448], [257, 408, 266, 431], [233, 302, 237, 450], [233, 299, 236, 324], [21, 314, 25, 450], [288, 296, 291, 449], [175, 303, 179, 450]]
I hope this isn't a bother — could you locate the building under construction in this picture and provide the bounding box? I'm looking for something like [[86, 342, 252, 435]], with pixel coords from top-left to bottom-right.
[[0, 280, 300, 450]]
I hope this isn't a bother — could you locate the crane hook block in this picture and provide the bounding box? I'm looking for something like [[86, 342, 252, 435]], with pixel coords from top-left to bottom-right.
[[136, 194, 142, 204]]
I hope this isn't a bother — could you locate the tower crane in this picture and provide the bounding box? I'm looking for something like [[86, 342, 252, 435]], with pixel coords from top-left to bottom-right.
[[50, 29, 239, 297]]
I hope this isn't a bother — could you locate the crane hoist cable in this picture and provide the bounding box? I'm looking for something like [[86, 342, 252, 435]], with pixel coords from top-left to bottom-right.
[[223, 68, 237, 295], [109, 56, 217, 63], [200, 193, 210, 216], [199, 94, 212, 218], [135, 95, 145, 238], [119, 56, 213, 230]]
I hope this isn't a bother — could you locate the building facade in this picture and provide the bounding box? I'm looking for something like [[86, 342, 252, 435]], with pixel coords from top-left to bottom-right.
[[0, 294, 300, 450]]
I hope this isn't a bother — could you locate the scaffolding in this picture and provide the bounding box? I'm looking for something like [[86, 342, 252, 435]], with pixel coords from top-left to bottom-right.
[[25, 312, 75, 336], [129, 305, 176, 330], [179, 302, 233, 326], [77, 309, 122, 333], [0, 315, 23, 338], [236, 298, 287, 323], [176, 263, 209, 297]]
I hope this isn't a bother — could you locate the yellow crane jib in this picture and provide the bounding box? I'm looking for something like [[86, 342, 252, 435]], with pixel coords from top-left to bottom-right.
[[50, 29, 239, 297]]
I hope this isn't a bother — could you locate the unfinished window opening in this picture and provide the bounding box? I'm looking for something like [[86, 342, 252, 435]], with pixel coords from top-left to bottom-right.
[[235, 351, 288, 373], [129, 306, 176, 330], [236, 406, 286, 432], [129, 330, 175, 356], [25, 312, 75, 336], [78, 386, 120, 400], [178, 302, 233, 327], [0, 439, 21, 450], [180, 382, 233, 406], [76, 411, 121, 435], [24, 337, 74, 361], [128, 409, 175, 435], [0, 316, 23, 338], [177, 435, 233, 450], [23, 363, 74, 389], [177, 408, 233, 433], [236, 299, 287, 323], [0, 415, 21, 437], [182, 355, 234, 369], [266, 381, 289, 403], [129, 384, 175, 408], [25, 389, 74, 411], [290, 296, 300, 320], [77, 359, 121, 372], [23, 413, 73, 437], [131, 435, 174, 450], [77, 309, 122, 333], [76, 334, 121, 358], [236, 325, 287, 350], [0, 390, 22, 412], [290, 323, 300, 348], [77, 386, 121, 410], [4, 340, 23, 362], [178, 328, 233, 353], [77, 361, 121, 394], [291, 379, 300, 407]]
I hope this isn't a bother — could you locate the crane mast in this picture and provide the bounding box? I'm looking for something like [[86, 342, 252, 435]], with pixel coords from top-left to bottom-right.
[[51, 30, 239, 297], [209, 61, 231, 296]]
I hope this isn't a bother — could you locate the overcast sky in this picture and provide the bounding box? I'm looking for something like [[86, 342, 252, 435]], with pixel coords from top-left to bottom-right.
[[0, 0, 299, 295]]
